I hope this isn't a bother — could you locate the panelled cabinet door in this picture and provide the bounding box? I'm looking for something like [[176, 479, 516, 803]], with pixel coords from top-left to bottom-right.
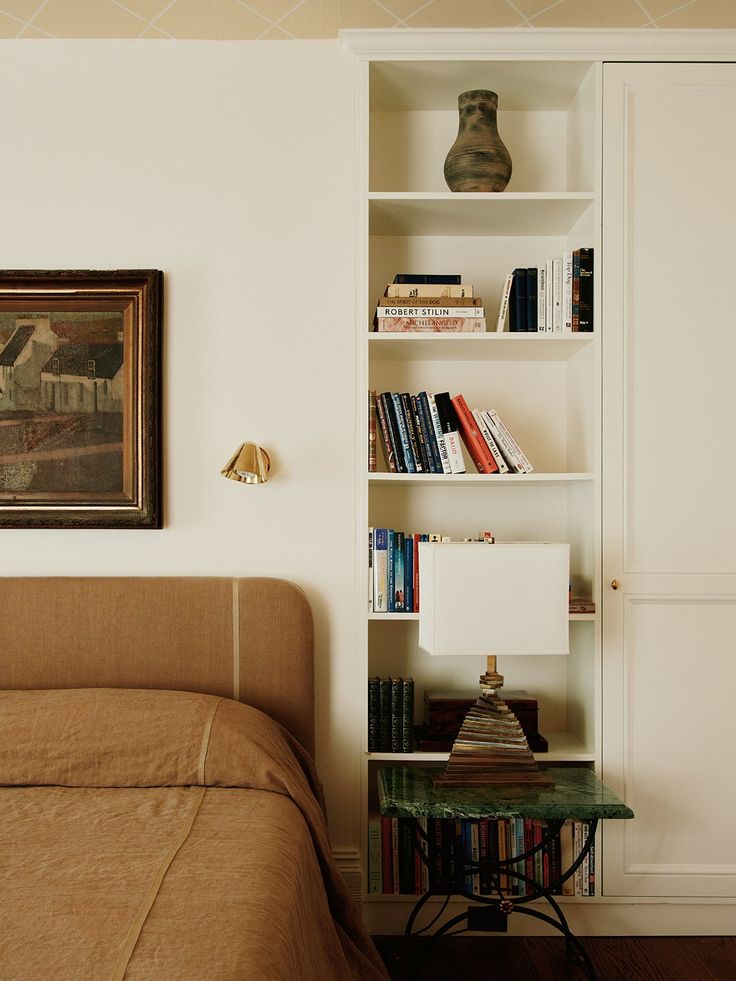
[[602, 63, 736, 898]]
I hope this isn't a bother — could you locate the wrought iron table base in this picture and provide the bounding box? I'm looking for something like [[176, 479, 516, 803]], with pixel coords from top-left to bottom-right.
[[404, 817, 598, 981]]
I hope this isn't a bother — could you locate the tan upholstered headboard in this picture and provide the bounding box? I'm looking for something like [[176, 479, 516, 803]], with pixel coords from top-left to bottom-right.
[[0, 577, 314, 756]]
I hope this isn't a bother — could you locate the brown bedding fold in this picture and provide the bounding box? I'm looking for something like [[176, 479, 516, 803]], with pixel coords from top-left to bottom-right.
[[0, 690, 388, 981]]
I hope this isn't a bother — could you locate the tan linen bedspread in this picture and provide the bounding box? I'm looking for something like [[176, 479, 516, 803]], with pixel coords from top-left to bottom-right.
[[0, 690, 388, 981]]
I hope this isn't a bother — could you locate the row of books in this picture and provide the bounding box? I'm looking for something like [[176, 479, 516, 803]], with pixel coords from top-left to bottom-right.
[[367, 815, 595, 897], [499, 248, 594, 333], [368, 677, 414, 753], [369, 390, 533, 476], [370, 265, 594, 334], [368, 528, 494, 614], [375, 275, 485, 333]]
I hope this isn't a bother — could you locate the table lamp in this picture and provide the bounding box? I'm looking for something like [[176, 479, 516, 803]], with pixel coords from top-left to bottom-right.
[[418, 541, 570, 788]]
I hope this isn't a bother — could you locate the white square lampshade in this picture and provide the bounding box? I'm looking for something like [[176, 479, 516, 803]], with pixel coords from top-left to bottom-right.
[[418, 542, 570, 656]]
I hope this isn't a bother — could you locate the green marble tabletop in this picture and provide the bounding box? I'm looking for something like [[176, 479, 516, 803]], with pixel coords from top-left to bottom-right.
[[378, 767, 634, 821]]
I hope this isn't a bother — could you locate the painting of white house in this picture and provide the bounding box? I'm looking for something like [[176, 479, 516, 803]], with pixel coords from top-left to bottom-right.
[[0, 312, 125, 496]]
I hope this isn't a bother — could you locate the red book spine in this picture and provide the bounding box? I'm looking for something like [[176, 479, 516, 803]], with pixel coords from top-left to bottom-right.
[[368, 390, 377, 472], [413, 533, 420, 612], [450, 394, 499, 474]]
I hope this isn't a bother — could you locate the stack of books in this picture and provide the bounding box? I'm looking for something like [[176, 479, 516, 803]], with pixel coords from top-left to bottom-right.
[[497, 247, 594, 333], [374, 274, 485, 332], [367, 813, 595, 897], [369, 529, 494, 614], [370, 390, 532, 476], [368, 677, 414, 753]]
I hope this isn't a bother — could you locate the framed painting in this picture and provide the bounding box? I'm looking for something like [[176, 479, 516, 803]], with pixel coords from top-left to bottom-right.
[[0, 270, 162, 528]]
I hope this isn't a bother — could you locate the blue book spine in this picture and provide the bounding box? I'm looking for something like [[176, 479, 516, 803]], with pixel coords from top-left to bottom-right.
[[409, 395, 430, 473], [509, 268, 527, 332], [379, 392, 405, 473], [387, 529, 395, 612], [391, 393, 416, 473], [526, 267, 538, 332], [515, 818, 526, 896], [394, 531, 405, 611], [417, 392, 441, 473], [404, 537, 414, 613], [463, 821, 473, 894]]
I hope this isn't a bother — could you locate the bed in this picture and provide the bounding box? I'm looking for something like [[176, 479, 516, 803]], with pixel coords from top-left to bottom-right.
[[0, 577, 388, 980]]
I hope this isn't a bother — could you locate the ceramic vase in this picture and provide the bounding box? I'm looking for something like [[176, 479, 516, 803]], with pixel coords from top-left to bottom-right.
[[444, 89, 512, 192]]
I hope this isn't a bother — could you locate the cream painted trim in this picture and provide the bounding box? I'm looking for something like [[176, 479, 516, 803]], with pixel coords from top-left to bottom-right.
[[111, 787, 207, 980], [340, 28, 736, 60], [232, 579, 240, 701], [334, 846, 363, 902]]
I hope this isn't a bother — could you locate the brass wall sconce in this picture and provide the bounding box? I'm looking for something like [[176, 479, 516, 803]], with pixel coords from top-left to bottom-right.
[[221, 442, 270, 484]]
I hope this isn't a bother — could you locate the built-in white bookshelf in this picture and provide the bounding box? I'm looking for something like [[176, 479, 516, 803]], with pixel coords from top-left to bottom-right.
[[349, 33, 602, 918]]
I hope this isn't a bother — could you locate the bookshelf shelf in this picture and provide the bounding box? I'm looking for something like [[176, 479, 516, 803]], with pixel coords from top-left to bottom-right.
[[366, 731, 594, 764], [368, 472, 594, 485], [369, 192, 595, 237], [369, 612, 595, 622], [369, 333, 595, 362]]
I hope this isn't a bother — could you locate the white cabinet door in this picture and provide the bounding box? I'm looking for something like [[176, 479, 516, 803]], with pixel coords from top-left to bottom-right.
[[602, 63, 736, 898]]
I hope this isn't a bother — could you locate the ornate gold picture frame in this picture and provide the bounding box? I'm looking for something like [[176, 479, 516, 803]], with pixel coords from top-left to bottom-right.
[[0, 270, 162, 528]]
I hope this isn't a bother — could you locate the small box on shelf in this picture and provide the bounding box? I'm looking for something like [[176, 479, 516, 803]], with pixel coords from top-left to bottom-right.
[[423, 689, 548, 754]]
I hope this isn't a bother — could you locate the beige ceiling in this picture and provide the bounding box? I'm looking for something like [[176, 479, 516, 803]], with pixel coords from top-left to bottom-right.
[[0, 0, 734, 40]]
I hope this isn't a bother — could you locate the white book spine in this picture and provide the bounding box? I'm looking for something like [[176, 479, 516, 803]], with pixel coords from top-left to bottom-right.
[[581, 822, 590, 896], [444, 430, 466, 474], [562, 251, 573, 333], [427, 393, 452, 474], [537, 266, 546, 333], [376, 316, 485, 333], [552, 257, 563, 333], [473, 409, 510, 474], [482, 410, 525, 473], [488, 409, 534, 473], [373, 538, 388, 613], [488, 408, 534, 473], [379, 305, 484, 318], [495, 272, 514, 332], [544, 259, 554, 333]]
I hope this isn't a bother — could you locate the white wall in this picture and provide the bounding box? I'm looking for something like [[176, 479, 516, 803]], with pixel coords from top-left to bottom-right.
[[0, 40, 359, 848]]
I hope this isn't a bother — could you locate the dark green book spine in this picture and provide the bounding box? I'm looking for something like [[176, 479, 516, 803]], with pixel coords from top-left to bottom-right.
[[379, 679, 392, 752], [390, 677, 403, 752], [398, 818, 415, 894], [368, 676, 380, 752], [401, 677, 414, 753]]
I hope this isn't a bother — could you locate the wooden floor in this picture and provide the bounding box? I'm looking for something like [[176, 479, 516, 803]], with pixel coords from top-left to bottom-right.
[[373, 936, 736, 981]]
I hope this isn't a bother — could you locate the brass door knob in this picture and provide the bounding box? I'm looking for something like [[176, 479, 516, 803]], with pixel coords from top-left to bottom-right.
[[610, 579, 620, 590]]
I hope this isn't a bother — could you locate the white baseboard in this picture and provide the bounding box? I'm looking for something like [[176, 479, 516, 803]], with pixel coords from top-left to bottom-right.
[[335, 847, 363, 901]]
